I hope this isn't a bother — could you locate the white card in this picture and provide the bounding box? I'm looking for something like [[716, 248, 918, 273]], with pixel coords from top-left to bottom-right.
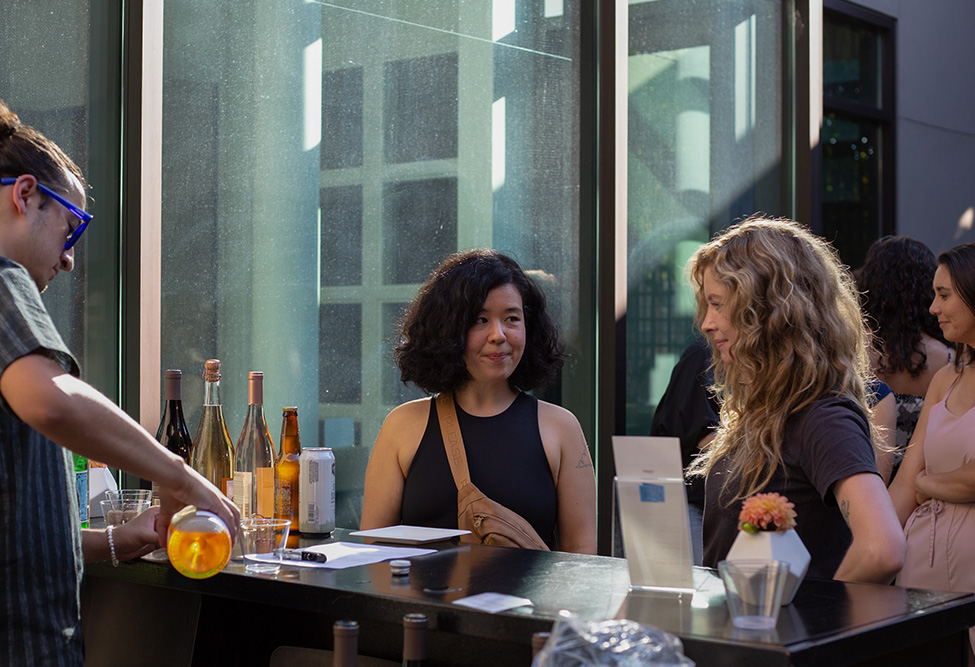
[[452, 592, 532, 613], [611, 435, 684, 480]]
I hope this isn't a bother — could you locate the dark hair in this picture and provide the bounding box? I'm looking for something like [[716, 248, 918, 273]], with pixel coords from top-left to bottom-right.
[[938, 242, 975, 368], [855, 236, 945, 376], [0, 99, 86, 197], [395, 249, 566, 394]]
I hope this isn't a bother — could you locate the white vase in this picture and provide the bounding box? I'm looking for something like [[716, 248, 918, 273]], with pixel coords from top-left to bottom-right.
[[725, 528, 810, 605]]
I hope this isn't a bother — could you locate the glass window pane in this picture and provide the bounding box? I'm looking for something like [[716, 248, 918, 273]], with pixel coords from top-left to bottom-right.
[[160, 1, 584, 530], [384, 54, 459, 164], [626, 0, 792, 433], [824, 17, 882, 109], [322, 67, 363, 170], [382, 302, 424, 406], [383, 178, 458, 285], [0, 1, 122, 402], [320, 303, 362, 404], [821, 112, 882, 267], [322, 185, 363, 286]]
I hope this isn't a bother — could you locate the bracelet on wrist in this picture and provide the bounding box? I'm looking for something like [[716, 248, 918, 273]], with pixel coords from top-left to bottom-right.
[[106, 524, 119, 567]]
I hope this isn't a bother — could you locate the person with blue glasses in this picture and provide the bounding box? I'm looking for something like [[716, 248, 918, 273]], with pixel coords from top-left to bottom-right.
[[0, 99, 240, 666]]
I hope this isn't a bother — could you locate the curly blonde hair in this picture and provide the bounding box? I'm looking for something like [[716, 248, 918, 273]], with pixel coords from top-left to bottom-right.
[[686, 217, 875, 502]]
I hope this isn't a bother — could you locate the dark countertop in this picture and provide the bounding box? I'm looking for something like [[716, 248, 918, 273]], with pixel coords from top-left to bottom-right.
[[83, 528, 975, 667]]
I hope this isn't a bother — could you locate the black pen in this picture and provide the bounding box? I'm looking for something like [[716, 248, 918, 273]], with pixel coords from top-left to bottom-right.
[[282, 549, 328, 563]]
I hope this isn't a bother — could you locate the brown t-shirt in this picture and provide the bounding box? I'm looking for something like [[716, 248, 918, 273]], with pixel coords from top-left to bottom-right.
[[702, 396, 880, 580]]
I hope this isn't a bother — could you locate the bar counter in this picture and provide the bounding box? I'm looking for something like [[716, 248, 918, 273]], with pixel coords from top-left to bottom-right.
[[82, 528, 975, 666]]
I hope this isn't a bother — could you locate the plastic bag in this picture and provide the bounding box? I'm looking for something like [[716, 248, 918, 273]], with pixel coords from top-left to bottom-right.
[[532, 612, 695, 667]]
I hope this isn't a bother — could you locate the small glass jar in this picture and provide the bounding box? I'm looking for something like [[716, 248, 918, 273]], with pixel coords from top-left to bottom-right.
[[167, 505, 232, 579]]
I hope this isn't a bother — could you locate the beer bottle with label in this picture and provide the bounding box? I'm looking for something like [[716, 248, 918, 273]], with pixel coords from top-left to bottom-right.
[[274, 406, 301, 537], [234, 371, 275, 519], [190, 359, 235, 497]]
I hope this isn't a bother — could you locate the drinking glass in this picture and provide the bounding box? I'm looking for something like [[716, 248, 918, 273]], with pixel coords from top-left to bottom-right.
[[239, 518, 291, 574], [718, 559, 789, 631]]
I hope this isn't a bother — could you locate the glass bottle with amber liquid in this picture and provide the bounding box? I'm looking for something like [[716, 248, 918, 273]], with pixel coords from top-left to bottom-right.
[[274, 406, 301, 542], [191, 359, 235, 497], [153, 369, 193, 504], [234, 371, 275, 519]]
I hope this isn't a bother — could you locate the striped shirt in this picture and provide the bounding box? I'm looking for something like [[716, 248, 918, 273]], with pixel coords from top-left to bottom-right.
[[0, 256, 83, 666]]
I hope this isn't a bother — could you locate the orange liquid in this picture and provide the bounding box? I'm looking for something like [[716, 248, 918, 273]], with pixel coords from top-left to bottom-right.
[[168, 529, 232, 579]]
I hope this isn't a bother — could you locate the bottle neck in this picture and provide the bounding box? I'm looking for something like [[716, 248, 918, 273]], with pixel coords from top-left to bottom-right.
[[165, 374, 182, 401], [280, 415, 300, 448], [204, 379, 222, 407], [248, 376, 263, 406]]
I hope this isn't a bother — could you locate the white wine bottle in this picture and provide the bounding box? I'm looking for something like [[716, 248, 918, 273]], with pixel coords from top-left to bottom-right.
[[191, 359, 235, 497], [234, 371, 275, 519]]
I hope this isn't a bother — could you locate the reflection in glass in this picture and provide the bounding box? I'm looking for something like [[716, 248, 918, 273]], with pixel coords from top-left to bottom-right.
[[626, 0, 792, 434], [821, 112, 882, 268], [824, 17, 882, 109], [161, 1, 583, 529]]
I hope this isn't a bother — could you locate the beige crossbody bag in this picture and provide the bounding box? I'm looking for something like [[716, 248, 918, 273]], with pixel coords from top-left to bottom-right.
[[436, 393, 550, 551]]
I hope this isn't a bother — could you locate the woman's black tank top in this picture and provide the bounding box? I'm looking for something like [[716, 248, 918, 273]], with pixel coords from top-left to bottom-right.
[[400, 392, 558, 545]]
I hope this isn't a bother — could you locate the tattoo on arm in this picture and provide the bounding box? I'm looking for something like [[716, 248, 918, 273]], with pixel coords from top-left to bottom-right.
[[576, 439, 593, 469], [839, 499, 851, 526]]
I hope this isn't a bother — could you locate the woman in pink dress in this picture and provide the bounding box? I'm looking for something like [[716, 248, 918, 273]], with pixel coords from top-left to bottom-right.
[[889, 242, 975, 660]]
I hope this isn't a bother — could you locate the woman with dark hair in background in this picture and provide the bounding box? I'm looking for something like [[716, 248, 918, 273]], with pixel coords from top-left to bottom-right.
[[856, 236, 951, 480], [360, 249, 597, 553], [890, 242, 975, 660]]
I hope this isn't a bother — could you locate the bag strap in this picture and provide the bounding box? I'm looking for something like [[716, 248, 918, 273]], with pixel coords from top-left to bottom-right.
[[436, 393, 471, 489]]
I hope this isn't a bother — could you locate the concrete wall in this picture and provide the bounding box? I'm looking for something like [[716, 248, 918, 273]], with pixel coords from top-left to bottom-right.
[[852, 0, 975, 255]]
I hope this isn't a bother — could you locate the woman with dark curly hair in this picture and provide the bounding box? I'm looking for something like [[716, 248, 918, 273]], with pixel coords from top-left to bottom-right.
[[360, 249, 597, 553], [856, 236, 952, 477], [688, 218, 905, 582]]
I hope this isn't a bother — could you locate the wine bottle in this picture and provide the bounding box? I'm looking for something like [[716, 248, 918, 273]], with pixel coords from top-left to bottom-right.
[[73, 453, 89, 528], [234, 371, 275, 519], [333, 619, 359, 667], [190, 359, 235, 498], [274, 407, 301, 536], [153, 369, 193, 504], [402, 613, 427, 666]]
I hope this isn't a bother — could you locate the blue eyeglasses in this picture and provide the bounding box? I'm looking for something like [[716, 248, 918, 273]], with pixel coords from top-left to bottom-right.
[[1, 176, 92, 250]]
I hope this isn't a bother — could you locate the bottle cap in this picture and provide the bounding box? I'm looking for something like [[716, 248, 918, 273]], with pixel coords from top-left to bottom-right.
[[203, 359, 221, 382], [390, 559, 411, 576], [333, 619, 359, 636], [402, 613, 427, 660]]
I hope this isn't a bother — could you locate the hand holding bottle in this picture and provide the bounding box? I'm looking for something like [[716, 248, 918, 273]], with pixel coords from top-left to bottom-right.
[[154, 462, 241, 548]]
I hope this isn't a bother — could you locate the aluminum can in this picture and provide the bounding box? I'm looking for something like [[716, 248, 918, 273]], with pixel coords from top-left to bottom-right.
[[299, 447, 335, 534]]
